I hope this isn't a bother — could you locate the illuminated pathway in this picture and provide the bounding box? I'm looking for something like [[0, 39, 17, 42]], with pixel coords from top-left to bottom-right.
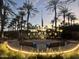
[[6, 42, 79, 55]]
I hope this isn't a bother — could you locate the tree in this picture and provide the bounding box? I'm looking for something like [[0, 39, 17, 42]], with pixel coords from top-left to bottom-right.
[[8, 17, 18, 31], [47, 0, 76, 31], [59, 5, 69, 25], [51, 20, 55, 28], [15, 15, 21, 31], [19, 11, 26, 30], [19, 0, 38, 30], [47, 0, 60, 32], [47, 0, 69, 39], [65, 0, 77, 4], [66, 12, 73, 25], [70, 15, 77, 25], [0, 0, 16, 38], [0, 0, 4, 38]]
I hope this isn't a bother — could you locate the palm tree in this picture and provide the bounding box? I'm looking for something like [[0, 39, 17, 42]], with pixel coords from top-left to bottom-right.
[[8, 17, 18, 31], [0, 0, 3, 17], [19, 0, 38, 30], [59, 6, 69, 25], [65, 0, 77, 4], [0, 0, 4, 38], [18, 11, 26, 42], [0, 0, 16, 38], [47, 0, 76, 30], [47, 0, 59, 32], [66, 12, 77, 25], [70, 15, 77, 25], [19, 11, 26, 31], [15, 15, 21, 30], [47, 0, 69, 32], [66, 12, 73, 25], [51, 20, 55, 28]]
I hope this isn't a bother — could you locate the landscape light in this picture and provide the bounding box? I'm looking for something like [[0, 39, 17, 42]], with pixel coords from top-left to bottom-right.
[[6, 42, 79, 56]]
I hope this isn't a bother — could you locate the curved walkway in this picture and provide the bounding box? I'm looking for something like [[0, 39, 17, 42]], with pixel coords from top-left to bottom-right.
[[6, 41, 79, 55]]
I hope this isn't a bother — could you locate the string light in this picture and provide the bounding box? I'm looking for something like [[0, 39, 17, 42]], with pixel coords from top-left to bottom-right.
[[6, 42, 79, 55]]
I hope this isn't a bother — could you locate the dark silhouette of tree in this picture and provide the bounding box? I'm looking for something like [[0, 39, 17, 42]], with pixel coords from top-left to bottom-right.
[[0, 0, 16, 38], [19, 0, 38, 30], [70, 14, 77, 25], [47, 0, 76, 30], [18, 11, 26, 39], [59, 5, 69, 25], [8, 18, 17, 30], [47, 0, 61, 32], [66, 12, 73, 25], [65, 0, 77, 4]]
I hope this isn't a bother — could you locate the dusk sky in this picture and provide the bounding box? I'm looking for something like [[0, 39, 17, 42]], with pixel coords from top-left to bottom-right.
[[13, 0, 79, 27]]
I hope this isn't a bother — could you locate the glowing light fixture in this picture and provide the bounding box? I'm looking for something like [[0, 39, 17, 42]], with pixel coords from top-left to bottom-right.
[[6, 42, 79, 56]]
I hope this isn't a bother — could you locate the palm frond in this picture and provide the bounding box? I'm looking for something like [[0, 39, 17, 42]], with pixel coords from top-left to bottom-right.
[[32, 8, 38, 13], [3, 5, 16, 16], [7, 0, 16, 6], [65, 0, 76, 4]]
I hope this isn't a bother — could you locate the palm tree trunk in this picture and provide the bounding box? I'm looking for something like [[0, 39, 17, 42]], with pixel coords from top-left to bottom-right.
[[24, 22, 26, 29], [73, 20, 75, 24], [54, 4, 57, 33], [1, 15, 4, 38], [0, 0, 3, 38], [15, 23, 16, 31], [0, 9, 2, 38], [68, 16, 70, 25], [20, 16, 23, 50], [71, 19, 72, 25], [63, 13, 66, 25], [21, 16, 23, 38], [27, 11, 30, 30], [17, 18, 20, 40], [1, 9, 6, 38]]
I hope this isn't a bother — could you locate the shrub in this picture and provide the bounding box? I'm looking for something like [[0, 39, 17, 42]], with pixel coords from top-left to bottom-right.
[[52, 55, 64, 59], [28, 56, 36, 59], [0, 43, 9, 56], [68, 54, 79, 59]]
